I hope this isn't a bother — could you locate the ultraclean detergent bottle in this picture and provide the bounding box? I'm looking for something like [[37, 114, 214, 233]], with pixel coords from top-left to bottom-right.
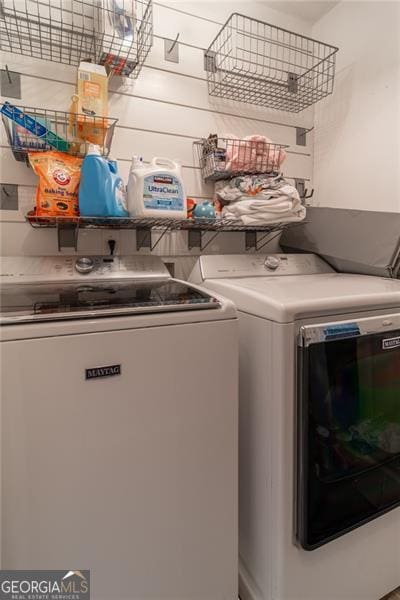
[[127, 156, 187, 219], [79, 144, 128, 217]]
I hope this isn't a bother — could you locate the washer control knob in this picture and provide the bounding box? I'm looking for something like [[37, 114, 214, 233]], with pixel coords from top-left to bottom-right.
[[264, 256, 280, 271], [75, 257, 95, 275]]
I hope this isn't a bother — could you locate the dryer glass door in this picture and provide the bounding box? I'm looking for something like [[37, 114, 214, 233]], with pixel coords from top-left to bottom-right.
[[297, 316, 400, 550]]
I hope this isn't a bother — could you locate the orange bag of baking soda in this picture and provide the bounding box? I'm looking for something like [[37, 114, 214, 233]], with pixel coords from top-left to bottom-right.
[[29, 151, 83, 217]]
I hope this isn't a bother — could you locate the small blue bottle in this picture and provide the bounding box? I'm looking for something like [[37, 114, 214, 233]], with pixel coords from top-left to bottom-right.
[[79, 145, 128, 218]]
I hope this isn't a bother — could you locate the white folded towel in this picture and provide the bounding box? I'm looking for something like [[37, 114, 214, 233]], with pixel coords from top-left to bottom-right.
[[222, 186, 306, 225]]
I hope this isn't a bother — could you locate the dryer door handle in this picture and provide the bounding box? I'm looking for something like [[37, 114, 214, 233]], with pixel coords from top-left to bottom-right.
[[298, 312, 400, 347]]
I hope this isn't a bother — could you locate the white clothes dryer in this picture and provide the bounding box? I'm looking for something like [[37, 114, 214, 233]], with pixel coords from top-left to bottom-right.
[[190, 253, 400, 600]]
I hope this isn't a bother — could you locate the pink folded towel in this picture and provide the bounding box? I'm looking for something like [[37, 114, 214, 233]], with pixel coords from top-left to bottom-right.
[[224, 134, 286, 173]]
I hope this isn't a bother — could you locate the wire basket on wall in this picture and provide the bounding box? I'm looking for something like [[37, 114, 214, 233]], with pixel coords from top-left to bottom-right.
[[204, 13, 338, 112], [1, 103, 118, 163], [194, 136, 289, 182], [0, 0, 153, 78]]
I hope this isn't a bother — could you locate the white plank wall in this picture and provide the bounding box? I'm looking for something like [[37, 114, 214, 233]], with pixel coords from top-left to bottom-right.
[[0, 0, 314, 273]]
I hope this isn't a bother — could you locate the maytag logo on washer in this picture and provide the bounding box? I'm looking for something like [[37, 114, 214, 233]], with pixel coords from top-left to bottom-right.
[[0, 570, 90, 600], [382, 336, 400, 350], [85, 364, 121, 380]]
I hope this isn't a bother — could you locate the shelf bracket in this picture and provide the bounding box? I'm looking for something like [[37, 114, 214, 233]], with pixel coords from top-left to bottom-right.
[[255, 231, 273, 251], [188, 229, 221, 252], [245, 231, 257, 251], [200, 231, 220, 252], [204, 50, 217, 73], [1, 184, 18, 210], [0, 67, 21, 99], [296, 127, 307, 147], [150, 227, 170, 251], [246, 229, 287, 252], [164, 34, 180, 63], [188, 229, 202, 250], [296, 126, 313, 147], [57, 221, 78, 251], [136, 227, 151, 251], [256, 230, 284, 252], [287, 72, 298, 94], [294, 178, 306, 199]]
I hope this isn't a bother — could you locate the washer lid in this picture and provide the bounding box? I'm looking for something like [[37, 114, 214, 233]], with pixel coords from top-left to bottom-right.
[[0, 279, 221, 325], [202, 273, 400, 322]]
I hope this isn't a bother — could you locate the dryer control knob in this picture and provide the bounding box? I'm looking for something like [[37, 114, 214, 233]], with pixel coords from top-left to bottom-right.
[[75, 257, 95, 274], [264, 256, 280, 270]]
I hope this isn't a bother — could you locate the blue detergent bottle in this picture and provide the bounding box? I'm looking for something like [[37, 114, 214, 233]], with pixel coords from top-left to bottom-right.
[[79, 144, 128, 218]]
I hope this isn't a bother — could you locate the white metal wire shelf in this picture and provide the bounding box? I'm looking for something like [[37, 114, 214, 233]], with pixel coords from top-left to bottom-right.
[[26, 213, 298, 232], [205, 13, 339, 112], [1, 103, 117, 163], [26, 213, 303, 252], [0, 0, 153, 78]]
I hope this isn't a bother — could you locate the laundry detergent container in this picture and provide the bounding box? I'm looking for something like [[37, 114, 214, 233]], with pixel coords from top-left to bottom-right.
[[79, 145, 128, 218], [127, 156, 187, 218]]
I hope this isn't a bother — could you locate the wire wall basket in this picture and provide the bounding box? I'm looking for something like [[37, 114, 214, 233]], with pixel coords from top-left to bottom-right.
[[194, 136, 289, 182], [1, 103, 117, 163], [205, 13, 338, 112], [0, 0, 153, 78]]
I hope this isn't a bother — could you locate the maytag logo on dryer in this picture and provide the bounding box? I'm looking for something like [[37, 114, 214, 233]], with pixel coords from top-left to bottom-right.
[[382, 336, 400, 350], [85, 364, 121, 380]]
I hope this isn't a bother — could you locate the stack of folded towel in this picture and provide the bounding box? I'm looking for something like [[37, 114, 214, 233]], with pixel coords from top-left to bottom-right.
[[215, 173, 306, 226]]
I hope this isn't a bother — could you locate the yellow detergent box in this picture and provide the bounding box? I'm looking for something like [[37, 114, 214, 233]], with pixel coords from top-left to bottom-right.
[[71, 62, 109, 145]]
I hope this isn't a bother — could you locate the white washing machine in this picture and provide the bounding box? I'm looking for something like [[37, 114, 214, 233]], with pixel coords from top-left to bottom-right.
[[0, 255, 238, 600], [189, 253, 400, 600]]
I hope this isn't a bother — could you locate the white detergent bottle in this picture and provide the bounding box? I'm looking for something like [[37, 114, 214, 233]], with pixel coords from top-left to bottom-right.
[[127, 156, 187, 219]]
